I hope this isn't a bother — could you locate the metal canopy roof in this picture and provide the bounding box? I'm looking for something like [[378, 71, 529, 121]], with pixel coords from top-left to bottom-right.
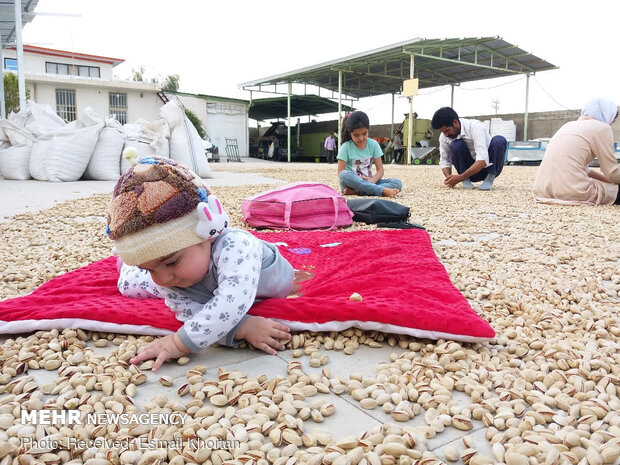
[[249, 95, 353, 121], [240, 37, 558, 99], [0, 0, 39, 45]]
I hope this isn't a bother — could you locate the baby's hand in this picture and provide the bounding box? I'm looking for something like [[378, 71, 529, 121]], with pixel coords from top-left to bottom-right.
[[235, 316, 291, 355], [129, 333, 190, 372]]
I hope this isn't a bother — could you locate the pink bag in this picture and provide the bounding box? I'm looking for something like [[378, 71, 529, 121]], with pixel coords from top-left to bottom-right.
[[242, 182, 353, 230]]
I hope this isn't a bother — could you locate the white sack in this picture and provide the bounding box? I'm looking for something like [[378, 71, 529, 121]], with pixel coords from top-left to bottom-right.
[[120, 137, 170, 174], [121, 121, 143, 138], [162, 102, 212, 178], [160, 101, 184, 129], [120, 118, 170, 174], [142, 119, 170, 158], [8, 110, 28, 128], [29, 123, 104, 181], [25, 101, 66, 137], [0, 119, 36, 147], [169, 119, 213, 178], [84, 126, 127, 180], [75, 107, 105, 128], [0, 144, 33, 180]]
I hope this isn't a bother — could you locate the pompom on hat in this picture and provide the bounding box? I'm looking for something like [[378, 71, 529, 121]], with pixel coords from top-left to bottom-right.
[[107, 155, 228, 266]]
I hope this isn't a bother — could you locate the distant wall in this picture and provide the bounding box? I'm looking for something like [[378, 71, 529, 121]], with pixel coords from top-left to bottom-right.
[[249, 108, 620, 147], [470, 108, 620, 141], [380, 108, 620, 143]]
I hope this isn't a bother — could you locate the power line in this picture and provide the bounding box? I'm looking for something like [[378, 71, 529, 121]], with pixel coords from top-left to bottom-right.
[[417, 75, 525, 97], [459, 75, 526, 91], [532, 76, 580, 115]]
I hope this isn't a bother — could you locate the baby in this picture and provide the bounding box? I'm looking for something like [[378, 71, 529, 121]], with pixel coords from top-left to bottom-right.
[[107, 156, 294, 371]]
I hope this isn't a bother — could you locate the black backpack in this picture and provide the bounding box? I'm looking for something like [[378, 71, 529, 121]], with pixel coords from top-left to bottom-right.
[[346, 199, 425, 230], [345, 198, 408, 223]]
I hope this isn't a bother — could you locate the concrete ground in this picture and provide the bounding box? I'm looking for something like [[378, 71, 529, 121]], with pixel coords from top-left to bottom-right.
[[0, 159, 282, 222], [0, 160, 495, 462]]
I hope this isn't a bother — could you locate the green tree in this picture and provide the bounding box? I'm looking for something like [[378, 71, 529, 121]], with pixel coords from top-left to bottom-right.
[[4, 73, 30, 114], [162, 74, 180, 92], [184, 108, 205, 139], [131, 66, 146, 82]]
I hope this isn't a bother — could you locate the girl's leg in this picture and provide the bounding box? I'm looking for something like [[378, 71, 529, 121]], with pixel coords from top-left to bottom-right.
[[376, 178, 402, 191], [375, 178, 401, 198], [339, 170, 383, 196]]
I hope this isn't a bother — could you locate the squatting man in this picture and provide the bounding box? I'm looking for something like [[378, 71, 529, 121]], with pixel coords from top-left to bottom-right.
[[431, 107, 507, 190]]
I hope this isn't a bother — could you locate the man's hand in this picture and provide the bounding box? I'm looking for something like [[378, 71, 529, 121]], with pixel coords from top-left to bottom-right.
[[130, 333, 190, 372], [444, 174, 464, 188], [235, 315, 291, 355]]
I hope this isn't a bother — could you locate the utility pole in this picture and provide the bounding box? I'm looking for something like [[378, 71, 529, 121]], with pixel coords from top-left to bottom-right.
[[492, 99, 500, 115]]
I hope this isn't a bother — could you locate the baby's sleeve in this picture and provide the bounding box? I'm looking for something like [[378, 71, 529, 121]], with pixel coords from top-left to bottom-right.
[[172, 232, 264, 352], [117, 263, 162, 299]]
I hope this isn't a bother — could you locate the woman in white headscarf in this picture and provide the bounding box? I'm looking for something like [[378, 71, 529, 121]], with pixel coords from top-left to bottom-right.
[[532, 97, 620, 206]]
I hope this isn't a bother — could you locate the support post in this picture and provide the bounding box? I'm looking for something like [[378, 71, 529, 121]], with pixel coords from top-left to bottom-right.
[[390, 93, 395, 137], [406, 55, 414, 166], [15, 0, 26, 111], [523, 74, 531, 141], [337, 71, 342, 152], [451, 84, 455, 107], [287, 82, 291, 162], [247, 90, 252, 157], [0, 40, 5, 118]]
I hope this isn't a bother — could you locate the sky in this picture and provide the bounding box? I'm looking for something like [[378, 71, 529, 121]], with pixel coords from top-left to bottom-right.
[[20, 0, 620, 125]]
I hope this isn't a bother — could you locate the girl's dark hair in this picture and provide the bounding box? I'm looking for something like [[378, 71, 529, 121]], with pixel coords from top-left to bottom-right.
[[341, 111, 370, 143]]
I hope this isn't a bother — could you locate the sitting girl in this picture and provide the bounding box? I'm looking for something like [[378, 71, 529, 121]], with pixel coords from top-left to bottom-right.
[[532, 97, 620, 206], [107, 156, 293, 371], [337, 111, 402, 198]]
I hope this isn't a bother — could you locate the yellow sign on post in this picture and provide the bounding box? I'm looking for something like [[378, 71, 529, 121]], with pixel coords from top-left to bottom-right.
[[403, 78, 419, 97]]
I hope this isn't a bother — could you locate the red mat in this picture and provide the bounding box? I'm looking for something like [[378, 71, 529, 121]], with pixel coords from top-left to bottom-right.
[[0, 230, 494, 342]]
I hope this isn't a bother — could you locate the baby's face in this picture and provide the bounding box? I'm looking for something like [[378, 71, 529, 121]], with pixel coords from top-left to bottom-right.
[[139, 241, 212, 288]]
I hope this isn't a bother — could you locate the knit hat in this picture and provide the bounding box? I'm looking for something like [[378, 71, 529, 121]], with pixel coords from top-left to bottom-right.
[[107, 156, 228, 266]]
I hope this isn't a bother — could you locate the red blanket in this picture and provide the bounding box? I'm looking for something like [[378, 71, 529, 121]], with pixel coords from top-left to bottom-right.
[[0, 230, 494, 342]]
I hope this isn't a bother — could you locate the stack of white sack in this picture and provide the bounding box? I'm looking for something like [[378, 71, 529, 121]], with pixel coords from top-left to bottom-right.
[[0, 111, 37, 180], [0, 100, 214, 181], [0, 102, 66, 180]]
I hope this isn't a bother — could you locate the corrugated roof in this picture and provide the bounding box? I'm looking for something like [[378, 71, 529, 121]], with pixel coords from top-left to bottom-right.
[[249, 95, 353, 121], [240, 37, 557, 99], [0, 0, 39, 45]]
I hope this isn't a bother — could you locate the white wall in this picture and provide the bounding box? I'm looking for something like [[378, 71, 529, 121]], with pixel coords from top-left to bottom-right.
[[205, 108, 248, 159], [176, 95, 206, 122], [126, 92, 164, 123], [175, 95, 248, 157], [26, 81, 163, 123], [3, 49, 115, 79]]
